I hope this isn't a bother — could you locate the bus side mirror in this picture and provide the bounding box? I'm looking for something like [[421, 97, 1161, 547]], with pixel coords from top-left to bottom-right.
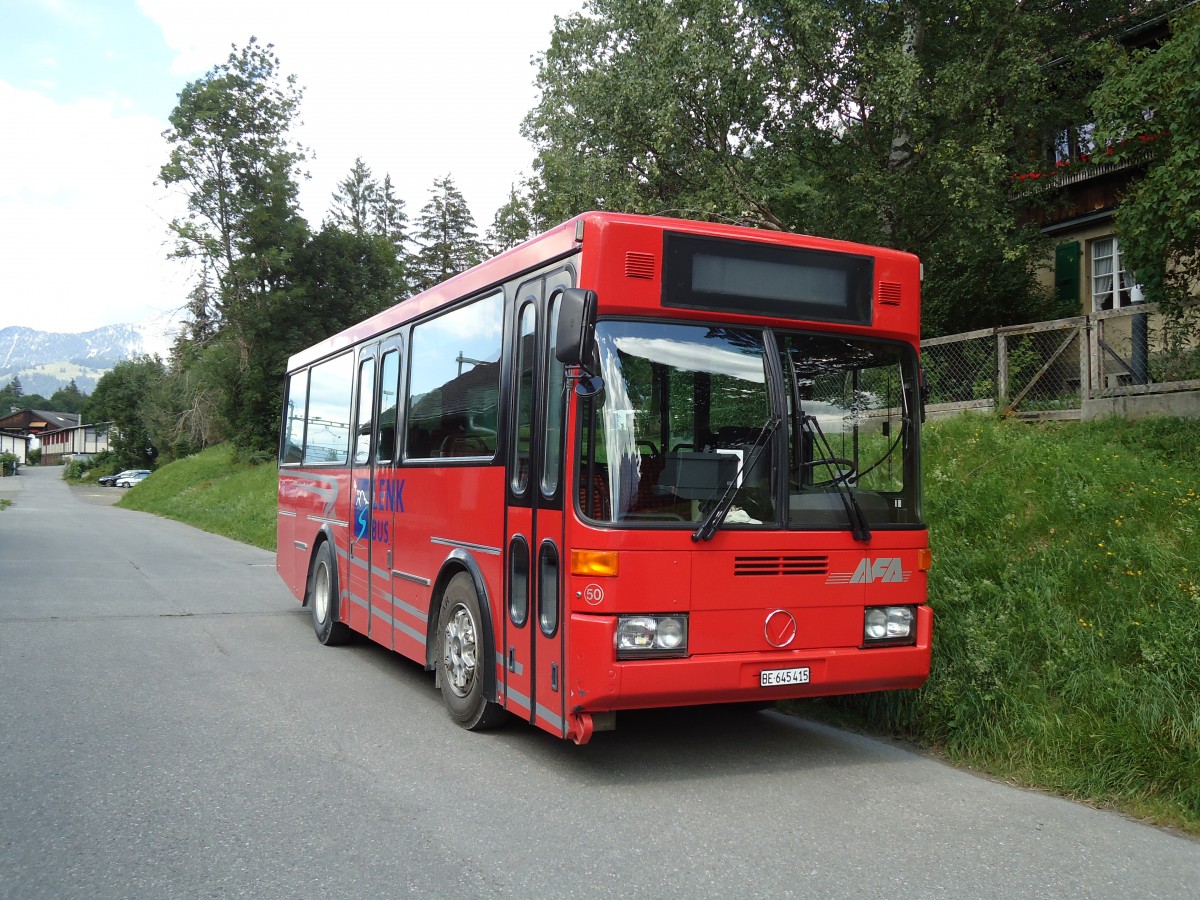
[[556, 288, 604, 397], [555, 288, 598, 369]]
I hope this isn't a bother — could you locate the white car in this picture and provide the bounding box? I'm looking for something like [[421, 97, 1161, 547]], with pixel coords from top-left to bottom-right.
[[115, 470, 151, 488]]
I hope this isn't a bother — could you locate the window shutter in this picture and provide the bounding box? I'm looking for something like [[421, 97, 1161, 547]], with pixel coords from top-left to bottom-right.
[[1055, 241, 1080, 309]]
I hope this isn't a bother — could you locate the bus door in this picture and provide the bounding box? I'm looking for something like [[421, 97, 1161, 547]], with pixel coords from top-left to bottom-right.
[[348, 346, 377, 639], [505, 270, 573, 735], [371, 339, 404, 651]]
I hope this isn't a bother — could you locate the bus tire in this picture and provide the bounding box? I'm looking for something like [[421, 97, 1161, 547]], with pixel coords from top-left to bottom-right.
[[437, 572, 506, 731], [310, 542, 351, 646]]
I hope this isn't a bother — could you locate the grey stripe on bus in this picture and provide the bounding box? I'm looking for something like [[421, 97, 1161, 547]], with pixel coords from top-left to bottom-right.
[[346, 595, 426, 647], [430, 537, 502, 556], [390, 595, 425, 622], [536, 704, 564, 731], [369, 604, 394, 627], [330, 546, 430, 628], [393, 569, 432, 586], [497, 649, 524, 676], [504, 684, 531, 713], [307, 516, 349, 527], [394, 618, 426, 648]]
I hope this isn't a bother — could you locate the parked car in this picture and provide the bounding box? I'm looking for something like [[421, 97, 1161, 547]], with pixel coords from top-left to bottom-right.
[[115, 470, 152, 488], [99, 469, 148, 487]]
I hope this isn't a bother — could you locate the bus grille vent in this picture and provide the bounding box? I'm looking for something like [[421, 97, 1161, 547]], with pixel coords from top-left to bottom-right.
[[734, 555, 829, 577], [625, 252, 656, 279], [879, 282, 902, 305]]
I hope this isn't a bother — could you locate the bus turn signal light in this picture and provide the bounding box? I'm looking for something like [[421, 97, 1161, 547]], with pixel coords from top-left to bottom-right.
[[571, 549, 619, 577], [918, 548, 933, 571]]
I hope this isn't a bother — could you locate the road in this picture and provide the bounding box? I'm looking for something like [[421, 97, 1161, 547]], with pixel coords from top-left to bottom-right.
[[1, 464, 1196, 899]]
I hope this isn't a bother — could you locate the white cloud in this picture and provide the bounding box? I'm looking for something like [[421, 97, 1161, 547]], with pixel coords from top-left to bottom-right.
[[141, 0, 574, 226], [0, 79, 189, 331], [3, 0, 580, 334]]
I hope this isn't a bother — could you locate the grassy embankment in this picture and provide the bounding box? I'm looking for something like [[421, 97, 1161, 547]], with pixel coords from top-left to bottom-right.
[[116, 446, 277, 550], [110, 417, 1200, 833]]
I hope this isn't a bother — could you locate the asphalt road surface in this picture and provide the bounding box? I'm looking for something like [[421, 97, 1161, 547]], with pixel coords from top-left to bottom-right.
[[1, 464, 1196, 899]]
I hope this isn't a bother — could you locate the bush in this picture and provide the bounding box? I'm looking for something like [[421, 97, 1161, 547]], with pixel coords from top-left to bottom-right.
[[61, 450, 117, 483]]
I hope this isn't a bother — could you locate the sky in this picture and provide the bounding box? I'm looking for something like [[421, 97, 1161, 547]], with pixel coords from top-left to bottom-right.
[[0, 0, 583, 337]]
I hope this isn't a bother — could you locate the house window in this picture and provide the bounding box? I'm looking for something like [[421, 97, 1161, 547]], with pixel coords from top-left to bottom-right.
[[1091, 237, 1135, 311], [1055, 123, 1095, 166]]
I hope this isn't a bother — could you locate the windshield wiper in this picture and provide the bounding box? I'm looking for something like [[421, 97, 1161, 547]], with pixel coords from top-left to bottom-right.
[[692, 415, 780, 543], [801, 414, 871, 543]]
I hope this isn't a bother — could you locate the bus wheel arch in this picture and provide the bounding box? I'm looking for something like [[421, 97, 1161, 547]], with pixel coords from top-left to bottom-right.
[[308, 535, 351, 646], [429, 554, 506, 731]]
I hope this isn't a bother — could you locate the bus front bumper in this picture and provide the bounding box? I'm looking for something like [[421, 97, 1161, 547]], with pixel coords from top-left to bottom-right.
[[566, 605, 933, 713]]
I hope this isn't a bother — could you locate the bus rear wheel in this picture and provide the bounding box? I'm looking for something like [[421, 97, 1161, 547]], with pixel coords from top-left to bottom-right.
[[437, 573, 506, 731], [310, 542, 351, 646]]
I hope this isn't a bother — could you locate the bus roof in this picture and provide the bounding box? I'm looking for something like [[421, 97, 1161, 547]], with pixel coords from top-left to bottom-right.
[[286, 211, 919, 372]]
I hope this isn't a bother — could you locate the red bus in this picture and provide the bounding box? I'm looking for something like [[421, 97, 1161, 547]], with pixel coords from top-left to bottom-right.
[[277, 211, 931, 743]]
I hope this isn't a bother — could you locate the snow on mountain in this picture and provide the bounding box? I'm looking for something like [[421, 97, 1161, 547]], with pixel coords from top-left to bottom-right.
[[0, 316, 182, 396]]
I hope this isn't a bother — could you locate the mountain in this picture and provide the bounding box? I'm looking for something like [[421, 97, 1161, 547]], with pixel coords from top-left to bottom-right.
[[0, 317, 178, 397]]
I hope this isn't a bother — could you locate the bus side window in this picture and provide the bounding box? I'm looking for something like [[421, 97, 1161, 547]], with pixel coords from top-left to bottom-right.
[[281, 371, 307, 464], [303, 352, 353, 465], [352, 357, 376, 466], [375, 349, 401, 465], [406, 291, 503, 461], [512, 300, 536, 492]]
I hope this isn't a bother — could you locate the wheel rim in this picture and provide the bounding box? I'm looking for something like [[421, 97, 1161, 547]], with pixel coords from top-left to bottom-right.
[[443, 604, 478, 698], [314, 560, 330, 624]]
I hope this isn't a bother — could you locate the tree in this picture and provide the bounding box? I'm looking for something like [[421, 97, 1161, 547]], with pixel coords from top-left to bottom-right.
[[291, 225, 406, 342], [49, 379, 87, 415], [328, 160, 411, 293], [524, 0, 1139, 335], [83, 358, 165, 469], [160, 37, 309, 325], [0, 377, 22, 414], [159, 37, 311, 454], [525, 0, 786, 225], [1, 377, 49, 413], [410, 175, 485, 291], [327, 156, 379, 236], [141, 341, 226, 461], [1091, 4, 1200, 319], [487, 182, 540, 252], [373, 174, 411, 275]]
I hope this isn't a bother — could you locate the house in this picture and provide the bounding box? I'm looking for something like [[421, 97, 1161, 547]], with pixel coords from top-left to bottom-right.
[[1, 430, 27, 465], [0, 409, 112, 465], [0, 408, 81, 439], [37, 421, 113, 465], [1017, 5, 1181, 319], [1012, 3, 1199, 413]]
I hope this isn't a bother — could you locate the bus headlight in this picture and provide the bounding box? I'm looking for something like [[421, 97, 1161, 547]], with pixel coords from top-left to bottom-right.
[[863, 606, 916, 646], [616, 615, 688, 659]]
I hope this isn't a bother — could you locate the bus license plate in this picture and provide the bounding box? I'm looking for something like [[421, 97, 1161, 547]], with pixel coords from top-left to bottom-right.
[[760, 666, 810, 687]]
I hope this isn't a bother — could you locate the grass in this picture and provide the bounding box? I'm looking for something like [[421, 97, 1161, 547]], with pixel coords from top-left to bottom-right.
[[105, 422, 1200, 833], [116, 445, 278, 550], [793, 414, 1200, 834]]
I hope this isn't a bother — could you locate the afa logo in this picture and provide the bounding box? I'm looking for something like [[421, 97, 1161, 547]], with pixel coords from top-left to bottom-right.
[[826, 557, 911, 585]]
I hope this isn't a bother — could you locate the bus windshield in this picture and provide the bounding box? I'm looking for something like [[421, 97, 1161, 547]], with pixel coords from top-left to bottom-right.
[[576, 320, 921, 531]]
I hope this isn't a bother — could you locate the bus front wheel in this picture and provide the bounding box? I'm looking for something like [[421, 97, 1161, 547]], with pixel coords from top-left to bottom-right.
[[310, 542, 351, 646], [436, 573, 506, 731]]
